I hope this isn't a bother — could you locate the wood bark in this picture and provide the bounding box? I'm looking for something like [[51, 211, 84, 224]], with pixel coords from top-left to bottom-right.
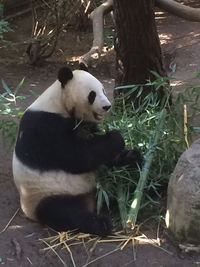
[[113, 0, 166, 91]]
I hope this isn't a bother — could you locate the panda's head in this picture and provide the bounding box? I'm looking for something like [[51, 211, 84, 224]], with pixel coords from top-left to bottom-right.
[[58, 67, 111, 122]]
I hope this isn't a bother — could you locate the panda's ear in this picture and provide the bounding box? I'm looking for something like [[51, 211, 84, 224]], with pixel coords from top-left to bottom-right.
[[58, 67, 73, 88], [79, 62, 88, 72]]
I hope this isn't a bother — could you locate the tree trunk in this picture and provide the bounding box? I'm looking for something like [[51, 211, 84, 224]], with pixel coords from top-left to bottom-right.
[[113, 0, 166, 98]]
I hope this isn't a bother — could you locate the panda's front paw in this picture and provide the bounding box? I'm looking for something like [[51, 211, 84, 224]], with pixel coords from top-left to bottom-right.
[[76, 128, 94, 140], [113, 148, 143, 168], [75, 122, 98, 140], [123, 149, 144, 167], [106, 130, 125, 153]]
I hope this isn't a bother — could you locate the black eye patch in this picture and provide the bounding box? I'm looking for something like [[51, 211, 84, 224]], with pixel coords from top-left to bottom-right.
[[88, 91, 96, 104]]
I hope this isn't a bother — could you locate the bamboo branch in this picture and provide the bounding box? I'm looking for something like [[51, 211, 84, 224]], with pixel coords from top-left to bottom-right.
[[126, 109, 167, 231]]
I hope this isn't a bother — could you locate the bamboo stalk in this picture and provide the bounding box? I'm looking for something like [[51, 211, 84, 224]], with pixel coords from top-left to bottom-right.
[[126, 109, 167, 230]]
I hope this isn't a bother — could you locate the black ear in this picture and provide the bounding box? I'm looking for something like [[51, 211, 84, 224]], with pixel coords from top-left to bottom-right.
[[79, 62, 88, 72], [58, 67, 73, 88]]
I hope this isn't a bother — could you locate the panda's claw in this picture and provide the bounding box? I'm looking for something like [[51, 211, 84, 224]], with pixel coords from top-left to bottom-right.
[[111, 148, 143, 168], [125, 149, 144, 167]]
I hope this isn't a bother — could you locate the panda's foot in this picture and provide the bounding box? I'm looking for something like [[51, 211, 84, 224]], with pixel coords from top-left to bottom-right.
[[79, 213, 112, 237], [36, 195, 112, 237]]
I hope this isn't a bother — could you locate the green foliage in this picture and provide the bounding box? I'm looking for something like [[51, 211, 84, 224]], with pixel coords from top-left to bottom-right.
[[104, 28, 114, 48], [0, 4, 13, 48], [0, 78, 26, 149], [96, 73, 197, 229]]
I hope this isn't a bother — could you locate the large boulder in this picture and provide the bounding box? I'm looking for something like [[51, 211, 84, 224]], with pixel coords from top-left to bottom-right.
[[166, 139, 200, 243]]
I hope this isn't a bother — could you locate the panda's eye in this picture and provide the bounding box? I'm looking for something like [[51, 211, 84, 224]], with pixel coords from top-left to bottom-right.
[[88, 91, 96, 104], [102, 88, 106, 96]]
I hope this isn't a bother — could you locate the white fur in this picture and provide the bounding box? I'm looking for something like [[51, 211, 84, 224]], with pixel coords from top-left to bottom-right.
[[29, 80, 67, 115], [13, 152, 96, 220]]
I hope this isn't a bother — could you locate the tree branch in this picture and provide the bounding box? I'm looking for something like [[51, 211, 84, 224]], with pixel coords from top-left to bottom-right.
[[156, 0, 200, 22], [79, 0, 113, 68], [79, 0, 200, 68]]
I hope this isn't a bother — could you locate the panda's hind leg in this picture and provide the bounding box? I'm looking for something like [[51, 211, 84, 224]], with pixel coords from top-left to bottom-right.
[[35, 194, 112, 237]]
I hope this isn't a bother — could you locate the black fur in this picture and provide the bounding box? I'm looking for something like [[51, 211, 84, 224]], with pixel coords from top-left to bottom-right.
[[36, 194, 112, 236], [15, 110, 126, 174], [79, 62, 88, 72], [88, 91, 96, 104], [58, 67, 73, 88], [111, 148, 143, 168]]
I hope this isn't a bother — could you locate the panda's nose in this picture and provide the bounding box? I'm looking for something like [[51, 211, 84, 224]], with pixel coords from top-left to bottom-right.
[[102, 105, 111, 111]]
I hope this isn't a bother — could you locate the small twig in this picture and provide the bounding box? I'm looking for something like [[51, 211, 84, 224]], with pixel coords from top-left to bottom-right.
[[135, 234, 173, 255], [40, 238, 67, 266], [26, 257, 33, 265], [11, 238, 22, 260], [132, 239, 137, 261], [81, 247, 120, 267], [156, 219, 161, 246], [63, 241, 77, 267], [184, 104, 189, 148], [0, 207, 20, 234], [5, 7, 32, 20], [120, 235, 133, 250], [179, 244, 200, 253]]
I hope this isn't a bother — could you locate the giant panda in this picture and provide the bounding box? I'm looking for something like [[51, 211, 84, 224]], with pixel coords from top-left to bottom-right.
[[13, 67, 142, 236]]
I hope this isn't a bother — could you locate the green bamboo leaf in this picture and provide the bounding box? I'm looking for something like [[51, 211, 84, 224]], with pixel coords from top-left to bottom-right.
[[16, 95, 29, 100], [102, 190, 110, 209], [115, 84, 137, 90], [136, 86, 143, 98], [150, 71, 161, 79], [1, 79, 12, 94], [192, 126, 200, 132], [123, 86, 140, 99], [97, 189, 103, 215], [14, 77, 25, 95], [131, 101, 135, 111], [171, 64, 176, 74], [29, 89, 40, 97], [0, 93, 8, 100], [17, 111, 25, 116]]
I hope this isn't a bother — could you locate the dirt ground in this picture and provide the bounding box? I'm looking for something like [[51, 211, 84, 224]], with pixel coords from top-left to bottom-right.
[[1, 4, 200, 267]]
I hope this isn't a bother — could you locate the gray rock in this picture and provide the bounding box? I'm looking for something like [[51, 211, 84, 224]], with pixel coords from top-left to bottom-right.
[[166, 139, 200, 243]]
